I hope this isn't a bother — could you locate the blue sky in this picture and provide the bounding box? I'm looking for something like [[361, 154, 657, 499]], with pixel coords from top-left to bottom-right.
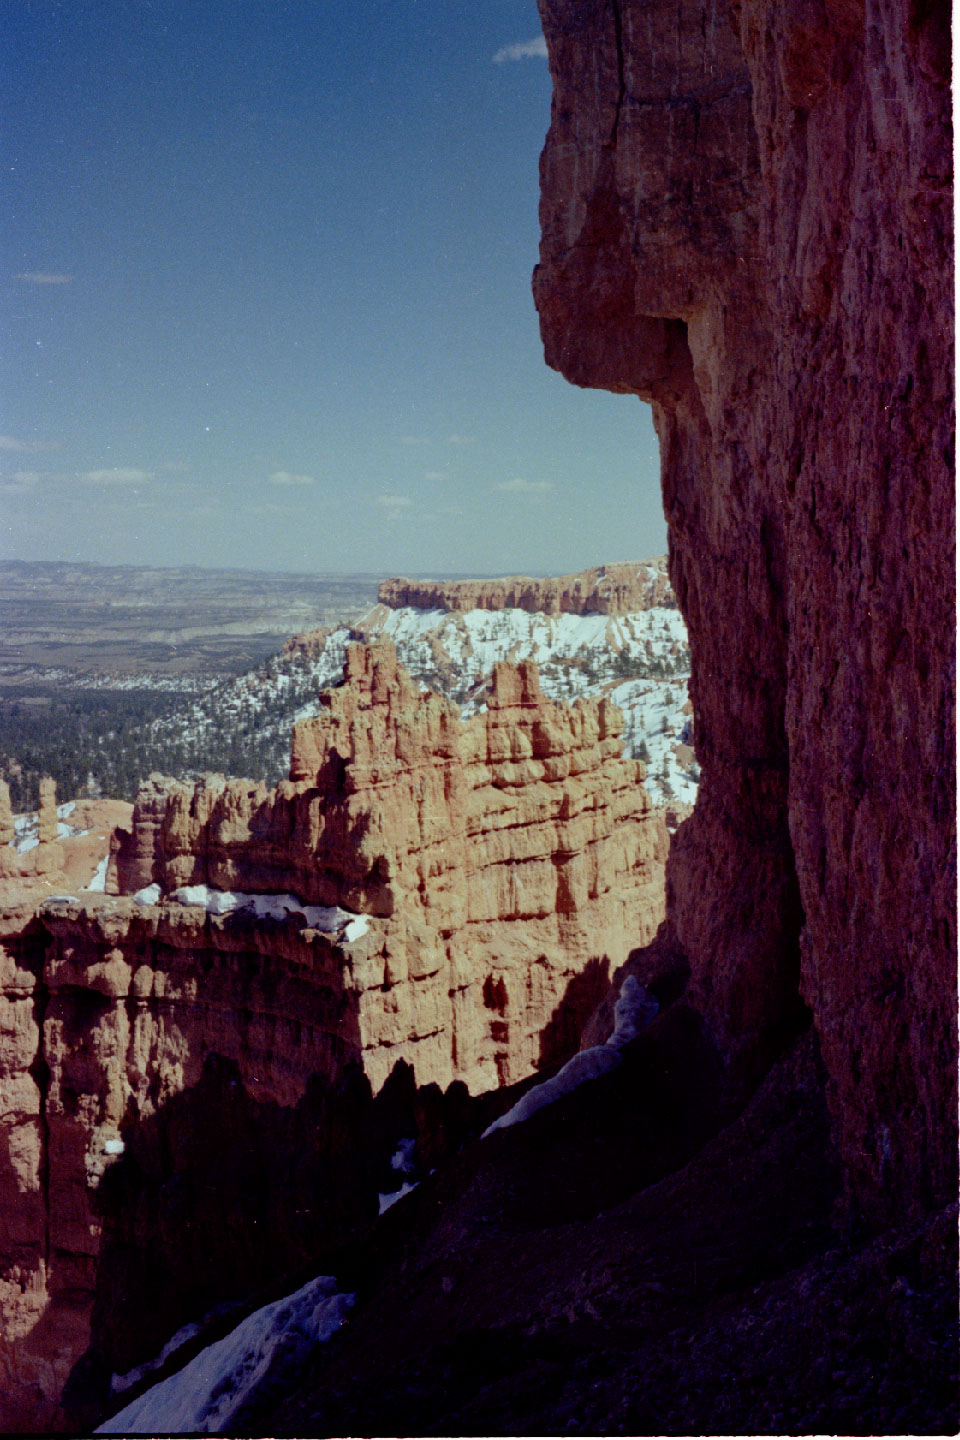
[[1, 1, 666, 577]]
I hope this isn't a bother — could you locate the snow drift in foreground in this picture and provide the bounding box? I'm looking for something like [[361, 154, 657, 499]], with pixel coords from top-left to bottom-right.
[[482, 975, 658, 1137], [95, 1276, 354, 1435]]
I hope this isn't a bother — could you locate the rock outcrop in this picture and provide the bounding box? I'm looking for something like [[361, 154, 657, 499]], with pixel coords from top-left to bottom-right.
[[534, 0, 954, 1224], [0, 645, 667, 1429], [37, 779, 58, 846], [0, 781, 13, 847], [115, 642, 667, 1092], [378, 558, 673, 615]]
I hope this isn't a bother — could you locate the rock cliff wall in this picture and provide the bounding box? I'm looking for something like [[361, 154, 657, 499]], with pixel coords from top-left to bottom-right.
[[378, 558, 673, 615], [0, 644, 666, 1429], [116, 642, 667, 1093], [534, 0, 954, 1222]]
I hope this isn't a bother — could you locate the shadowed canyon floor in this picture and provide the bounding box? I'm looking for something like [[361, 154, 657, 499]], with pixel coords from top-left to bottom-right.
[[259, 1012, 957, 1436]]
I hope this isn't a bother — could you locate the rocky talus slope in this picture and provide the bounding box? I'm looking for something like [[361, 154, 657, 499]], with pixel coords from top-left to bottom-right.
[[0, 645, 666, 1430], [534, 0, 954, 1224]]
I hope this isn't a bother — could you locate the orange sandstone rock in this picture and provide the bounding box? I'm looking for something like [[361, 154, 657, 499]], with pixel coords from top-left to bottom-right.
[[37, 777, 58, 846], [115, 643, 667, 1092], [0, 647, 667, 1427], [377, 558, 673, 616]]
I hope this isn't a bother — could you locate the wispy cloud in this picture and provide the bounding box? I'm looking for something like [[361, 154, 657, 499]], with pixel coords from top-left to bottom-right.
[[267, 469, 316, 486], [424, 470, 447, 482], [447, 433, 477, 446], [0, 464, 153, 487], [0, 470, 42, 493], [378, 494, 413, 509], [495, 476, 554, 494], [493, 36, 548, 64], [424, 504, 465, 520], [78, 467, 152, 485], [0, 435, 58, 453], [13, 271, 72, 285]]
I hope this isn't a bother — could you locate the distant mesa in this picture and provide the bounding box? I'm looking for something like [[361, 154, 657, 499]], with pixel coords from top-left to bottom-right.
[[378, 559, 674, 616]]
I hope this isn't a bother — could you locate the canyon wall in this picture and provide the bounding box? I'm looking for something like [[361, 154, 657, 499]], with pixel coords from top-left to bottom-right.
[[378, 558, 673, 615], [0, 644, 667, 1429], [534, 0, 954, 1223]]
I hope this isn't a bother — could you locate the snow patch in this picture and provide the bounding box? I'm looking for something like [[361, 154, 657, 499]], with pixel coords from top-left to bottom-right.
[[170, 884, 369, 938], [86, 855, 109, 892], [95, 1275, 354, 1435], [378, 1181, 417, 1214], [133, 883, 162, 907], [343, 914, 370, 942], [482, 976, 658, 1137], [391, 1137, 417, 1176]]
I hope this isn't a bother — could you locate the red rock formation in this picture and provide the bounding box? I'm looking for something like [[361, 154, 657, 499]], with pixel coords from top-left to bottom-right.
[[0, 781, 13, 847], [0, 645, 667, 1428], [37, 778, 58, 846], [534, 0, 954, 1223], [116, 642, 667, 1092], [378, 558, 674, 615], [0, 895, 364, 1432]]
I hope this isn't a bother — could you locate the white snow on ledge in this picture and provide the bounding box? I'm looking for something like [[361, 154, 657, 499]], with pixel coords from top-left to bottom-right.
[[482, 975, 659, 1137], [95, 1275, 354, 1435], [169, 884, 370, 939]]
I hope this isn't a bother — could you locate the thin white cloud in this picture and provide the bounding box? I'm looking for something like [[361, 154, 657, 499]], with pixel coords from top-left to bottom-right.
[[268, 469, 316, 487], [13, 271, 72, 285], [493, 36, 548, 64], [495, 476, 554, 494], [78, 467, 152, 485], [424, 470, 447, 481], [447, 433, 478, 446], [378, 494, 413, 509], [0, 470, 41, 492], [0, 435, 58, 453]]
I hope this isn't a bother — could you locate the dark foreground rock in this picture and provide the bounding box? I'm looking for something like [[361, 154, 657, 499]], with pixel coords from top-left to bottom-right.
[[260, 1016, 957, 1435]]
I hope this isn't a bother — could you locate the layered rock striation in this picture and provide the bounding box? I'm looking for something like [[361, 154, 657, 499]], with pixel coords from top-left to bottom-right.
[[534, 0, 954, 1222], [0, 644, 666, 1429], [115, 641, 667, 1092], [378, 558, 673, 616]]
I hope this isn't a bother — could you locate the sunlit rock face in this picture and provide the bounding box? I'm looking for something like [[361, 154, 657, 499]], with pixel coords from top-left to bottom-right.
[[0, 644, 667, 1430], [535, 0, 954, 1223], [377, 559, 674, 615], [115, 643, 668, 1093]]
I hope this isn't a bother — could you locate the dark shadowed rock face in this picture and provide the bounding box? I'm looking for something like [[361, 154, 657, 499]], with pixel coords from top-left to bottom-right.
[[534, 0, 954, 1223]]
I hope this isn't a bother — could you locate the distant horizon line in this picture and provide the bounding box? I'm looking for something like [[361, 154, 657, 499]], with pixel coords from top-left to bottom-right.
[[0, 556, 663, 583]]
